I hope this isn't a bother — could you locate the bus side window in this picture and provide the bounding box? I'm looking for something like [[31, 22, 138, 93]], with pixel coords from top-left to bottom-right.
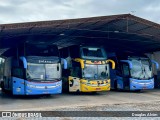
[[12, 68, 24, 79], [116, 68, 122, 77], [122, 63, 130, 77], [115, 63, 123, 77], [96, 49, 102, 57]]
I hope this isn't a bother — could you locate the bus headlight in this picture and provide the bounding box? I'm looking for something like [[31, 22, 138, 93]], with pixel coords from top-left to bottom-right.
[[151, 79, 154, 82], [56, 82, 61, 87]]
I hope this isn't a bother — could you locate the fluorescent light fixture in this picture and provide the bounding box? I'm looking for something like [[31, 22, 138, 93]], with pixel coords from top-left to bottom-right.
[[59, 33, 65, 36]]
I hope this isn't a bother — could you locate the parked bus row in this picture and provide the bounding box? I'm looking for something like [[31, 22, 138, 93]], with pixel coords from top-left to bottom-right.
[[0, 43, 159, 95]]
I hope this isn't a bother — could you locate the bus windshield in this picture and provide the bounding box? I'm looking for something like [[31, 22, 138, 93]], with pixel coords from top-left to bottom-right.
[[83, 64, 108, 80], [129, 58, 152, 79], [19, 44, 59, 57], [81, 47, 107, 60], [27, 63, 61, 80]]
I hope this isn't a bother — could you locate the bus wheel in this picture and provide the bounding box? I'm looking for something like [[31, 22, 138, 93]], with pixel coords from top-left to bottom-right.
[[1, 81, 6, 93], [135, 90, 141, 92], [62, 80, 69, 93], [114, 80, 117, 90]]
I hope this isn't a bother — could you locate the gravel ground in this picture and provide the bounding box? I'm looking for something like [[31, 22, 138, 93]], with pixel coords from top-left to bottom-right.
[[1, 89, 160, 120]]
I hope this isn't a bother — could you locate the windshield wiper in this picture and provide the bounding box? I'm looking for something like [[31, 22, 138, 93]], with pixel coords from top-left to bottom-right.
[[143, 67, 152, 79], [136, 60, 146, 80]]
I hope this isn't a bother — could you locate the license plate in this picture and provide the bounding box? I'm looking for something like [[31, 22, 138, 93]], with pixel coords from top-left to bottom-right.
[[96, 88, 101, 90], [143, 86, 147, 89]]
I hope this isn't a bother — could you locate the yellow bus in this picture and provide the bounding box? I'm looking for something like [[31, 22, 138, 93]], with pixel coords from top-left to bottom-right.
[[60, 45, 115, 93]]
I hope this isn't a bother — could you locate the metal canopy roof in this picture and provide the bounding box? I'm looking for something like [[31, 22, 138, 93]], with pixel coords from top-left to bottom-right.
[[1, 14, 160, 55]]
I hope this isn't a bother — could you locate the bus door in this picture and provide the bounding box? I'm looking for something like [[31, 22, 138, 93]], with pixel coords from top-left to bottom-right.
[[12, 67, 25, 95], [121, 63, 130, 90], [69, 61, 81, 92], [3, 76, 10, 90], [3, 58, 11, 90]]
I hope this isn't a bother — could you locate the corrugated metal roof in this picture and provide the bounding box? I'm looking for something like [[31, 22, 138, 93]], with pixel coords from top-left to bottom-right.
[[1, 14, 160, 55]]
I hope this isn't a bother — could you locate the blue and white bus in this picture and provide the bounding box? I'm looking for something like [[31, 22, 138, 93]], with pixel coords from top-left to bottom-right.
[[109, 53, 159, 91], [0, 43, 67, 95]]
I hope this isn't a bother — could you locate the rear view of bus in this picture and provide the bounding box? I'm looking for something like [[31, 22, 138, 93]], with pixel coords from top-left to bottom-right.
[[1, 43, 63, 95]]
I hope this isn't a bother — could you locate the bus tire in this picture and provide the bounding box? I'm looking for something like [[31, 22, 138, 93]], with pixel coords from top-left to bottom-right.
[[62, 79, 69, 93], [114, 80, 117, 90], [1, 81, 6, 93], [135, 90, 141, 92]]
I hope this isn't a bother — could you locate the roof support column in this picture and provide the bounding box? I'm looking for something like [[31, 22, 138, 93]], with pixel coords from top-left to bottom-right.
[[126, 17, 129, 32]]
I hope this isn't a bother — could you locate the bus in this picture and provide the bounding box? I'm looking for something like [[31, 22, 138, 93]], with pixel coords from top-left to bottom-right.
[[60, 45, 115, 93], [109, 52, 159, 91], [0, 58, 5, 85], [0, 43, 67, 95]]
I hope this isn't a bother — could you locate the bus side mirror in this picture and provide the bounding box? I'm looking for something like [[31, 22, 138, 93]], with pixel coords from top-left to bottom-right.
[[106, 59, 115, 69], [120, 60, 133, 69], [61, 58, 67, 69], [151, 60, 159, 69]]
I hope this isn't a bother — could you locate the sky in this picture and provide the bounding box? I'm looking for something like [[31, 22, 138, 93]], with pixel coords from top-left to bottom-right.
[[0, 0, 160, 24]]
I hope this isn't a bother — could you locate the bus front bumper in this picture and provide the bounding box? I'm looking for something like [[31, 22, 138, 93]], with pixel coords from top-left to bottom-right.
[[130, 78, 154, 90]]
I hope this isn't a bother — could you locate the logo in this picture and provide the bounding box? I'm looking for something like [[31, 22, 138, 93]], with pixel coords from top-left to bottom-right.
[[2, 112, 11, 117], [1, 112, 42, 118], [94, 61, 101, 64], [39, 60, 52, 63]]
